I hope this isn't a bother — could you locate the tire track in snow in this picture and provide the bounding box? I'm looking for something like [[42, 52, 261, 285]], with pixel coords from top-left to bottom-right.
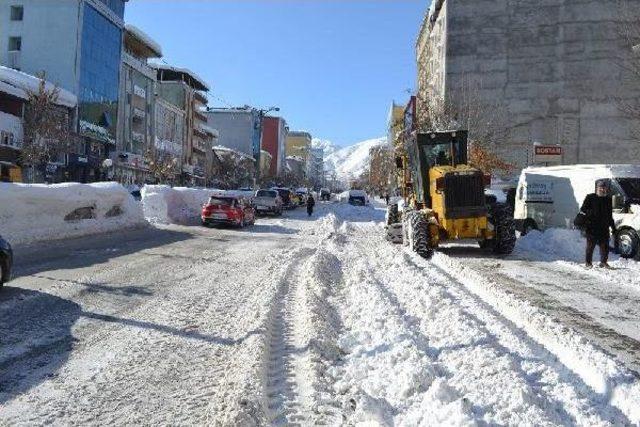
[[337, 219, 634, 425], [264, 242, 345, 426]]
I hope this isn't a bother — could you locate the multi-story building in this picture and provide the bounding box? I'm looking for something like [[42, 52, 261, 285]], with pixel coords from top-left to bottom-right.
[[307, 147, 324, 188], [260, 116, 287, 177], [285, 156, 306, 183], [115, 24, 162, 185], [204, 107, 262, 169], [387, 101, 405, 147], [154, 63, 214, 186], [417, 0, 640, 167], [0, 66, 77, 182], [0, 0, 128, 182], [285, 131, 312, 160]]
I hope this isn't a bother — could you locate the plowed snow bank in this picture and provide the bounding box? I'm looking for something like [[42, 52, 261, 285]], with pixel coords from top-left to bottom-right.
[[0, 182, 146, 244], [141, 185, 254, 225]]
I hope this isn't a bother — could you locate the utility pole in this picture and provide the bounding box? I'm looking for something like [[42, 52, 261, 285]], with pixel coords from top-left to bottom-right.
[[247, 105, 279, 187]]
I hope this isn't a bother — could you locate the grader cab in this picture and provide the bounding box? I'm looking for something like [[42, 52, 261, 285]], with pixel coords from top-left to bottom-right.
[[386, 130, 515, 259]]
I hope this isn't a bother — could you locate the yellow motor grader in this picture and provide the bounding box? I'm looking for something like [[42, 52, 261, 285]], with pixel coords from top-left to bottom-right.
[[386, 130, 515, 259]]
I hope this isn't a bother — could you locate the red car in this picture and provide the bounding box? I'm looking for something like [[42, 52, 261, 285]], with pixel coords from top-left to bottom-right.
[[201, 196, 256, 228]]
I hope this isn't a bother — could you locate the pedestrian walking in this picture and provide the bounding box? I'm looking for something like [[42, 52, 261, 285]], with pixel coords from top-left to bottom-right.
[[306, 193, 315, 217], [576, 180, 616, 269], [384, 193, 390, 205]]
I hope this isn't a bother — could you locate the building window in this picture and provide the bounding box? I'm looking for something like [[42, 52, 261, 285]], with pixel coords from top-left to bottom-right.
[[10, 5, 23, 21], [78, 3, 122, 138], [8, 36, 21, 51]]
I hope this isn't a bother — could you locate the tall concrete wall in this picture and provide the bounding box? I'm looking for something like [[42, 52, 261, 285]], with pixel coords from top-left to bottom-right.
[[419, 0, 640, 167]]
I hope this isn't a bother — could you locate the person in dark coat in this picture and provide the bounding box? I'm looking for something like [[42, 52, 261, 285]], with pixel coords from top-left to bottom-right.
[[306, 193, 315, 217], [579, 180, 616, 268]]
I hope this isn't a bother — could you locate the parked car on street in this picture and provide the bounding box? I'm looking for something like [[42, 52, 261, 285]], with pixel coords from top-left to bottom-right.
[[348, 189, 368, 206], [273, 187, 296, 209], [320, 188, 331, 201], [0, 235, 13, 287], [254, 189, 283, 216], [201, 196, 256, 228]]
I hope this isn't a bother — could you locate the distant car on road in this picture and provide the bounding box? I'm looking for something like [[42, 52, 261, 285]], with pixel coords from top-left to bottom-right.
[[348, 190, 368, 206], [320, 188, 331, 201], [272, 188, 296, 210], [201, 196, 256, 228], [0, 235, 13, 287], [254, 189, 283, 216]]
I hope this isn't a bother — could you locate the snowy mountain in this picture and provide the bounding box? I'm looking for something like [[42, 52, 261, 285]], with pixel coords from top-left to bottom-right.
[[313, 137, 388, 182]]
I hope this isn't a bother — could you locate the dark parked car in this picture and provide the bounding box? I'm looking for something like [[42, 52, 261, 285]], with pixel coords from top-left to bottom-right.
[[272, 187, 296, 210], [0, 235, 13, 287]]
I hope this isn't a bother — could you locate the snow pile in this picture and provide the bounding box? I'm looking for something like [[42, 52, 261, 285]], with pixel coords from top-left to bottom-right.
[[141, 186, 214, 225], [515, 228, 588, 262], [324, 137, 388, 181], [0, 182, 146, 245], [141, 186, 254, 225], [515, 228, 639, 269]]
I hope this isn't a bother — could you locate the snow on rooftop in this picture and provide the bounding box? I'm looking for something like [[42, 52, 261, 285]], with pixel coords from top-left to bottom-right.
[[150, 61, 210, 91], [0, 66, 77, 108], [125, 24, 163, 57], [198, 123, 219, 138], [0, 80, 27, 100], [212, 145, 255, 161]]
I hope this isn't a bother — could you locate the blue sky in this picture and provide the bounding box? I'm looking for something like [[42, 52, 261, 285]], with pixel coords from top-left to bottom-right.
[[126, 0, 427, 147]]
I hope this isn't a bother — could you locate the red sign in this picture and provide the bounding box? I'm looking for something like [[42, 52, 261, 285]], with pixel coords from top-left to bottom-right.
[[534, 146, 562, 155]]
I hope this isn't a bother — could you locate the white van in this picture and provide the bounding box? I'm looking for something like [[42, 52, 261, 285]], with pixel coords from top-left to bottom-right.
[[514, 164, 640, 258]]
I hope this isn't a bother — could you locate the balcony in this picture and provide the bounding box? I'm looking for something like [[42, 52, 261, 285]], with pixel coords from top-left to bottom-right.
[[132, 107, 146, 122], [194, 91, 207, 105], [194, 110, 208, 122], [132, 131, 145, 144]]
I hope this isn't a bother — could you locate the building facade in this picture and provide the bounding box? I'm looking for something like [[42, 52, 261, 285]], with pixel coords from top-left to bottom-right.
[[387, 102, 405, 147], [114, 24, 161, 185], [0, 66, 77, 182], [285, 131, 312, 160], [154, 64, 213, 186], [260, 116, 287, 177], [0, 0, 128, 182], [204, 107, 262, 163], [417, 0, 640, 167]]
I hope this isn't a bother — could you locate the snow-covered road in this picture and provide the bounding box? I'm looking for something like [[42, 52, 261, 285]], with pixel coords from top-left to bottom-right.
[[2, 201, 640, 425]]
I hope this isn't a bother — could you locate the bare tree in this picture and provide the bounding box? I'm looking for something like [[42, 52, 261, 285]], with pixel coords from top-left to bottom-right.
[[416, 76, 510, 151], [368, 145, 395, 195], [21, 73, 70, 182], [145, 148, 180, 185], [211, 150, 255, 189]]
